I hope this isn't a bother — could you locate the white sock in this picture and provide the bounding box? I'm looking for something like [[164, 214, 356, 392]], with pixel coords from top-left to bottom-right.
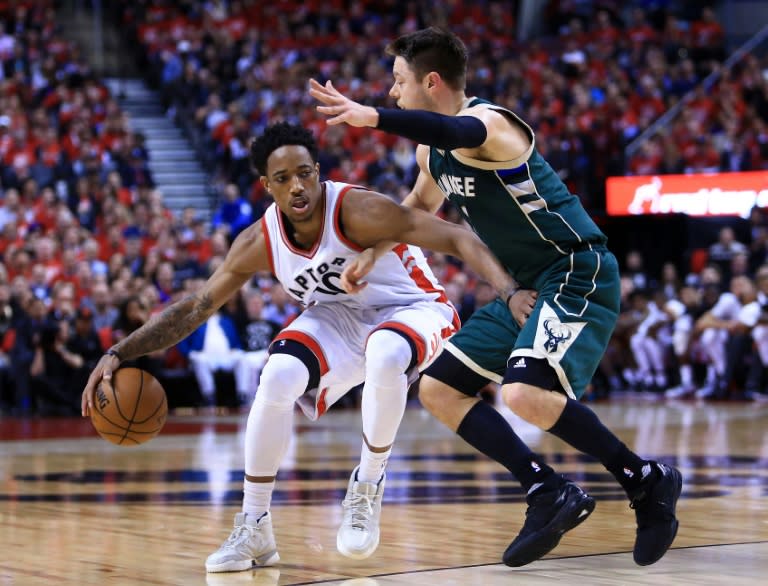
[[243, 479, 274, 518], [357, 442, 389, 484], [680, 364, 693, 387], [706, 364, 717, 385]]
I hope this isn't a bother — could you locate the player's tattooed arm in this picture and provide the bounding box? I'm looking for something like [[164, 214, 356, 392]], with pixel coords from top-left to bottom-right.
[[81, 290, 220, 417], [111, 221, 268, 362], [112, 292, 216, 361]]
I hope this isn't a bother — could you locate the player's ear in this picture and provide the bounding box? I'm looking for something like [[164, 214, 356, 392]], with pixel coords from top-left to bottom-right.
[[259, 175, 269, 192], [426, 72, 439, 89]]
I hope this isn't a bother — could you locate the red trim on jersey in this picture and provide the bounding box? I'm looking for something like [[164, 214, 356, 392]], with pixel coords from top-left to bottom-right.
[[316, 387, 330, 417], [442, 324, 459, 339], [392, 243, 446, 298], [391, 243, 461, 329], [272, 330, 330, 375], [276, 185, 326, 258], [260, 219, 276, 276], [447, 309, 461, 332], [334, 184, 366, 252]]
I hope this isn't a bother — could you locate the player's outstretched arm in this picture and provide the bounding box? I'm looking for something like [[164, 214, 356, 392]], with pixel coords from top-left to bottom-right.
[[341, 189, 536, 324], [311, 78, 489, 151], [309, 79, 379, 127], [81, 221, 270, 416], [339, 148, 448, 293]]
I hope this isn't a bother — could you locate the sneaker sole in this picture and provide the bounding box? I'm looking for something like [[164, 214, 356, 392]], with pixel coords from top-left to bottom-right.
[[634, 468, 683, 566], [205, 551, 280, 573], [336, 530, 380, 560], [503, 494, 596, 567]]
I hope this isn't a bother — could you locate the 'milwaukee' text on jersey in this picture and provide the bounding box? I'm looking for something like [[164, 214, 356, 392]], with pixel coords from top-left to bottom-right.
[[428, 98, 608, 288]]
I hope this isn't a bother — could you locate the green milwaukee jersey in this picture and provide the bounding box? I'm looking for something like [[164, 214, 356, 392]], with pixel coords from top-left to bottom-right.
[[427, 98, 607, 287]]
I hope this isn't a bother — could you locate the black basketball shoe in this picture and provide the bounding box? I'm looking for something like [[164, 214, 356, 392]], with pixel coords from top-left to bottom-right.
[[630, 462, 683, 566], [503, 478, 595, 567]]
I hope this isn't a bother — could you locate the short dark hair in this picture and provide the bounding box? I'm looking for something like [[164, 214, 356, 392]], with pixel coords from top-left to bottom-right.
[[385, 27, 468, 91], [250, 122, 319, 176]]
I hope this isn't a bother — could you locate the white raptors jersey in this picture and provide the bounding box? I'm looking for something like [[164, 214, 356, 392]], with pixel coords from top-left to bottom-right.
[[261, 181, 455, 311]]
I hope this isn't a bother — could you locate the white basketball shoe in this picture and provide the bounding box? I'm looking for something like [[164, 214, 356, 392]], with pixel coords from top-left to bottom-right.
[[206, 512, 280, 573], [336, 466, 386, 559]]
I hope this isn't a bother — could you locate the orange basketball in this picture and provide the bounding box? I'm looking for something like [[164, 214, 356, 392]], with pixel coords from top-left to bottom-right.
[[90, 367, 168, 446]]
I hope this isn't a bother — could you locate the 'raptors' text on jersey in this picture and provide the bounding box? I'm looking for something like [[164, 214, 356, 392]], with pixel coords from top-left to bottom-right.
[[261, 181, 455, 311]]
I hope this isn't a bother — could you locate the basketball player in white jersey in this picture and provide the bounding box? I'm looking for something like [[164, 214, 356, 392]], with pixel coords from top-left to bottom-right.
[[693, 274, 752, 398], [746, 265, 768, 400], [80, 122, 532, 573]]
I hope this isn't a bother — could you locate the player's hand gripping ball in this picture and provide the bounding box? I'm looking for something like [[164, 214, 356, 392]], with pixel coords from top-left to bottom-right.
[[90, 367, 168, 445]]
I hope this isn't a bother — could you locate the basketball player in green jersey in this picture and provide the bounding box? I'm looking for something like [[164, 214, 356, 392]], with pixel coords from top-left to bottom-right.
[[310, 26, 682, 568]]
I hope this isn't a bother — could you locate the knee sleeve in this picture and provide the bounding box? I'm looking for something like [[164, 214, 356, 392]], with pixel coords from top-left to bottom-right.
[[255, 353, 310, 408], [365, 329, 415, 381], [245, 353, 309, 478], [422, 350, 490, 397], [360, 329, 415, 448]]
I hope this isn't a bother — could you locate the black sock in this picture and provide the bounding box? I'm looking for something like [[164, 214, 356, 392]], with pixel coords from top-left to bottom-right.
[[548, 398, 652, 495], [457, 401, 556, 493]]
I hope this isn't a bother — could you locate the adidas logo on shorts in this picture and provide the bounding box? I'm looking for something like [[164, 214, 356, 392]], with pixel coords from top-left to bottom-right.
[[512, 357, 526, 368]]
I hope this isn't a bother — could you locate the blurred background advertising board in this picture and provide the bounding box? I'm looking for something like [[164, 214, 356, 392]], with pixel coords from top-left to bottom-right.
[[606, 171, 768, 217]]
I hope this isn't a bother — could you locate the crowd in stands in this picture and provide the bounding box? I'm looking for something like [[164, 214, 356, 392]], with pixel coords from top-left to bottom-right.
[[3, 0, 768, 416], [596, 223, 768, 404], [0, 0, 286, 414], [113, 0, 768, 214]]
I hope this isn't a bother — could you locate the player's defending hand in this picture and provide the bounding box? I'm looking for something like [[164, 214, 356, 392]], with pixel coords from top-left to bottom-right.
[[81, 353, 121, 417], [309, 79, 379, 128], [507, 289, 538, 327], [340, 248, 377, 293]]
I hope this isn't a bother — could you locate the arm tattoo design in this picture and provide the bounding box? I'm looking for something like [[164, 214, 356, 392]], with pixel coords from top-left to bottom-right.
[[114, 292, 215, 361]]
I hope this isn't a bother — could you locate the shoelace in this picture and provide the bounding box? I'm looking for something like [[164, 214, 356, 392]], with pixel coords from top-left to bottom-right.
[[342, 493, 375, 530], [223, 524, 257, 549]]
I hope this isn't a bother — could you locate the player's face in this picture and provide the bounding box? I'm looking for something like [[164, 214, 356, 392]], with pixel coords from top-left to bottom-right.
[[389, 56, 434, 111], [261, 145, 322, 224]]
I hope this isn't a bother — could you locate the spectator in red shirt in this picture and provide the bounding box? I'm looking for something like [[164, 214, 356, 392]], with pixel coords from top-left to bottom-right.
[[185, 217, 214, 266], [34, 235, 61, 284], [690, 6, 725, 62]]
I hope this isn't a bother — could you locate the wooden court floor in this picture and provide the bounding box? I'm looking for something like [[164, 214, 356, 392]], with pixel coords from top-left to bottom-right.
[[1, 396, 768, 585]]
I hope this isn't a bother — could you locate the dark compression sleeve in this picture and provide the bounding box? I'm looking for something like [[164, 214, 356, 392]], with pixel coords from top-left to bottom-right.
[[375, 108, 487, 150]]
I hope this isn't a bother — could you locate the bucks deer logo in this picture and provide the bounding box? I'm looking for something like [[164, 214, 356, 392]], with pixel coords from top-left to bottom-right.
[[533, 302, 586, 359], [542, 319, 573, 353]]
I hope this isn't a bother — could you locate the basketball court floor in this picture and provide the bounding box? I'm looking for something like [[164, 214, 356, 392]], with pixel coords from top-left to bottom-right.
[[1, 396, 767, 585]]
